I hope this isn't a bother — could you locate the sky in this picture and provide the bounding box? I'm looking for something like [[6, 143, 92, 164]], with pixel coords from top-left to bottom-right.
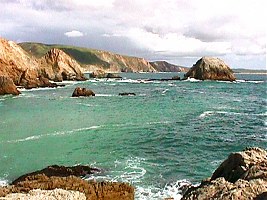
[[0, 0, 266, 69]]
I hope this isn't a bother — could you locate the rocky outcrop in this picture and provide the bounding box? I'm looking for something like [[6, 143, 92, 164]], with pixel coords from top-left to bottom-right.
[[0, 76, 20, 95], [0, 165, 134, 200], [2, 188, 86, 200], [12, 165, 100, 185], [184, 57, 236, 81], [72, 87, 95, 97], [119, 93, 136, 96], [182, 147, 267, 200], [0, 37, 86, 89], [150, 61, 188, 72]]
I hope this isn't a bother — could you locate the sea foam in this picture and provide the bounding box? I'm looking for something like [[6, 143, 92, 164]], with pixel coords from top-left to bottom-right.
[[4, 125, 102, 144]]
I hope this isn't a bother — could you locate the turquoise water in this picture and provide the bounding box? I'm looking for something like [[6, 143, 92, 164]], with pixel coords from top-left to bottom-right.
[[0, 73, 266, 199]]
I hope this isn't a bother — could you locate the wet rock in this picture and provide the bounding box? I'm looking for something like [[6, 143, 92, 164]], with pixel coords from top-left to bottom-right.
[[184, 57, 236, 81], [0, 76, 20, 95], [12, 165, 100, 185], [182, 147, 267, 200], [106, 73, 122, 79], [119, 92, 136, 96], [72, 87, 95, 97]]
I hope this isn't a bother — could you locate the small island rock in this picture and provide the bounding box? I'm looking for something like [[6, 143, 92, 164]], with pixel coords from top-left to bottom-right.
[[184, 57, 236, 81], [72, 87, 95, 97]]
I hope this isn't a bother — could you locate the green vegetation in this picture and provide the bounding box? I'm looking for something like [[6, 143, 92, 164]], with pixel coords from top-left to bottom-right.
[[19, 42, 110, 68]]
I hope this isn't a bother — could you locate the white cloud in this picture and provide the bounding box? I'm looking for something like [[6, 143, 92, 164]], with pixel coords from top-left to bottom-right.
[[0, 0, 266, 68], [64, 30, 84, 38]]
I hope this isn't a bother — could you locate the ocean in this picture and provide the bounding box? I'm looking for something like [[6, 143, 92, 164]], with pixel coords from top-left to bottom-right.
[[0, 72, 266, 199]]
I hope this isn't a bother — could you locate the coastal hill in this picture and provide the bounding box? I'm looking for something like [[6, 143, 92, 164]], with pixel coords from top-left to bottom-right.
[[19, 42, 188, 73], [150, 61, 188, 72]]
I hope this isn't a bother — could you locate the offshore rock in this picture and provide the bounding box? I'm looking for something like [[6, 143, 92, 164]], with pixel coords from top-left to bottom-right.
[[182, 147, 267, 200], [119, 92, 136, 96], [89, 69, 122, 79], [72, 87, 95, 97], [0, 76, 20, 95], [184, 57, 236, 81]]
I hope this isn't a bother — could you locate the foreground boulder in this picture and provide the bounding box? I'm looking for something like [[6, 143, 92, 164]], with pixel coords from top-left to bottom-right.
[[0, 76, 20, 95], [0, 165, 134, 200], [182, 147, 267, 200], [72, 87, 95, 97], [184, 57, 236, 81], [2, 188, 86, 200]]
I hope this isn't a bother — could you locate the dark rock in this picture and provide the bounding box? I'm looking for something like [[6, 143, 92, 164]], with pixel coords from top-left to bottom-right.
[[119, 92, 136, 96], [184, 57, 236, 81], [72, 87, 95, 97], [171, 76, 180, 80], [12, 165, 100, 185], [182, 147, 267, 200], [106, 73, 122, 79], [0, 76, 20, 95]]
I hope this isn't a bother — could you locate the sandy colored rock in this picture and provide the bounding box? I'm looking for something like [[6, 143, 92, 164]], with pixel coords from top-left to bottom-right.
[[0, 164, 134, 200], [184, 57, 236, 81], [0, 188, 86, 200], [0, 76, 20, 95], [40, 48, 86, 81]]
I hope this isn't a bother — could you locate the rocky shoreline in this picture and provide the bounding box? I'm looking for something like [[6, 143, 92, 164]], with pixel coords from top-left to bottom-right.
[[0, 148, 266, 199], [0, 165, 134, 200], [181, 147, 267, 200]]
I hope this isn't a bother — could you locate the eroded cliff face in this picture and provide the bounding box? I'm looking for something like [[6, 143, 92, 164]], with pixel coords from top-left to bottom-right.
[[40, 48, 86, 81], [184, 57, 236, 81], [0, 37, 86, 92]]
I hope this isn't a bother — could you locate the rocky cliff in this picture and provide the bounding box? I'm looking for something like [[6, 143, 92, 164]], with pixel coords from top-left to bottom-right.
[[150, 61, 188, 72], [184, 57, 236, 81], [40, 48, 86, 81], [0, 37, 86, 92], [182, 147, 267, 200]]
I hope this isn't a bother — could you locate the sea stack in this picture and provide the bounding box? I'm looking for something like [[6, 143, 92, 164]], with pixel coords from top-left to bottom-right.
[[184, 57, 236, 81]]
